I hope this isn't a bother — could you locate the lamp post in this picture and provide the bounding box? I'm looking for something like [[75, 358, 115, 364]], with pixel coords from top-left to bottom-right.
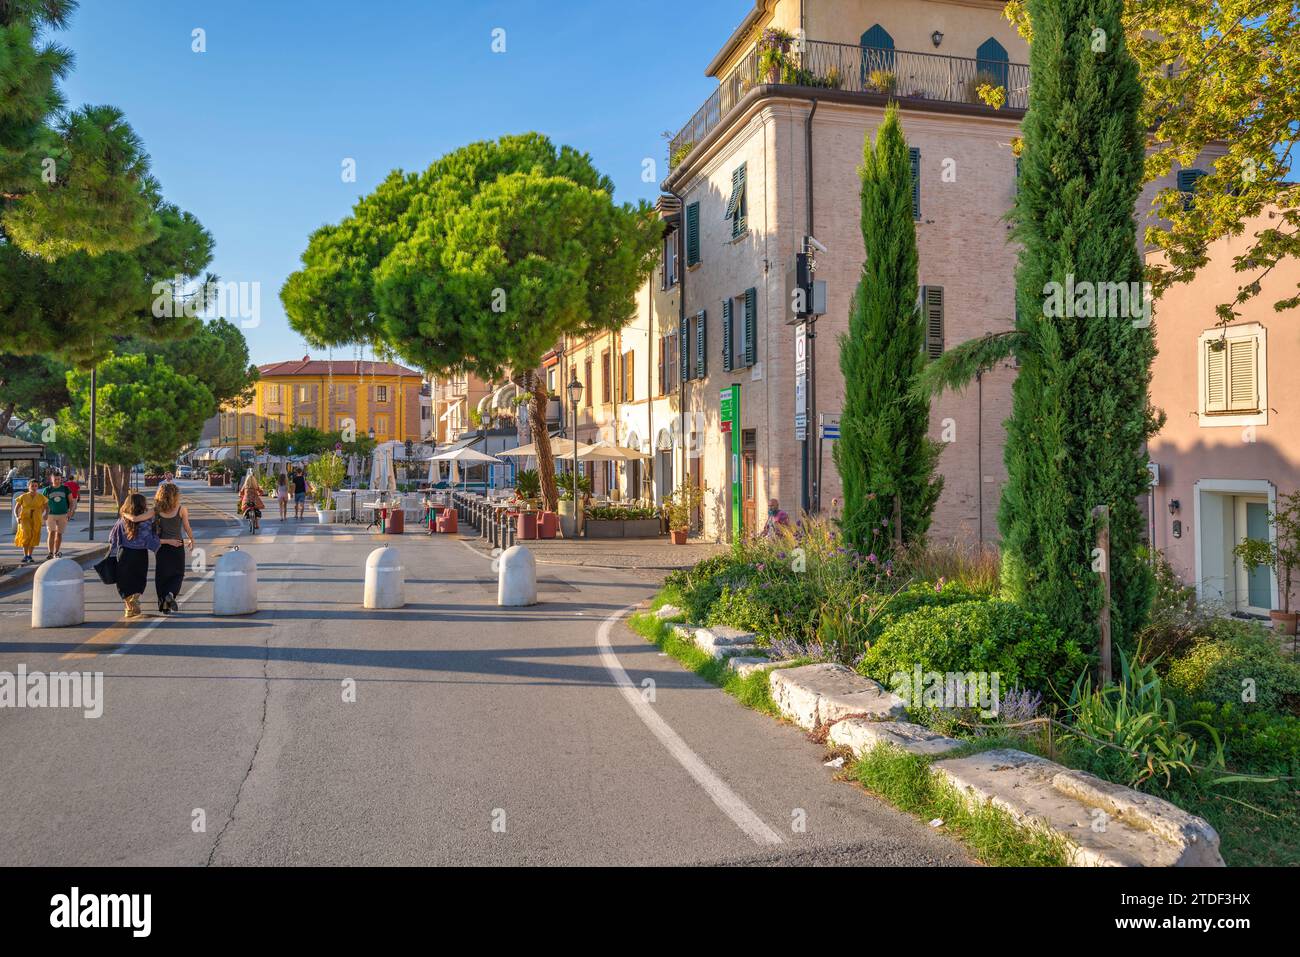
[[567, 373, 583, 534]]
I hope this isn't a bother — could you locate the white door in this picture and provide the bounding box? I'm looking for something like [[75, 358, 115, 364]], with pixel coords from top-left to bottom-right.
[[1233, 496, 1273, 614]]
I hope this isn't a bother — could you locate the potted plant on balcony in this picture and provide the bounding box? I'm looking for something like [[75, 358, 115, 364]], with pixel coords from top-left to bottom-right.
[[308, 452, 345, 525], [663, 481, 704, 546], [758, 27, 795, 84], [865, 69, 897, 94], [1233, 490, 1300, 636]]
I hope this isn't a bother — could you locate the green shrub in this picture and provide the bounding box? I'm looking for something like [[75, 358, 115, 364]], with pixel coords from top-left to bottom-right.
[[857, 598, 1086, 694], [1186, 701, 1300, 775], [864, 581, 983, 642], [1165, 632, 1300, 716], [707, 579, 821, 645]]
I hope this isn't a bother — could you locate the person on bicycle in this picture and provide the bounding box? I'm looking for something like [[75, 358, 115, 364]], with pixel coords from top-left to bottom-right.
[[238, 473, 266, 532]]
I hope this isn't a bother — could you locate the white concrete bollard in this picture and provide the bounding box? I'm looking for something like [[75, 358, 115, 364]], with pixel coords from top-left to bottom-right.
[[213, 548, 258, 616], [31, 557, 85, 628], [497, 544, 537, 607], [364, 546, 405, 609]]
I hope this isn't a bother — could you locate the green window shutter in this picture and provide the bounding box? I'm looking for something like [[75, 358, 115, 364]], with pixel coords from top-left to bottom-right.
[[743, 287, 758, 366], [910, 148, 921, 220], [685, 202, 700, 266], [722, 299, 733, 372], [695, 310, 707, 379], [679, 314, 690, 382], [726, 164, 747, 238], [1177, 168, 1205, 210], [922, 285, 944, 359]]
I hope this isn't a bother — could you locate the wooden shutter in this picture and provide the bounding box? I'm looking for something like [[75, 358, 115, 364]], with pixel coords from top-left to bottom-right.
[[1178, 168, 1205, 210], [1227, 337, 1258, 411], [727, 164, 747, 237], [1204, 340, 1227, 412], [922, 285, 944, 358], [910, 148, 921, 220], [685, 202, 700, 266], [743, 287, 757, 366], [679, 316, 690, 382], [722, 299, 733, 373], [695, 310, 707, 379]]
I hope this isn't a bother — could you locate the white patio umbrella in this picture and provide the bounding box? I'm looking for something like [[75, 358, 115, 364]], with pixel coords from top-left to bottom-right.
[[498, 438, 593, 458], [428, 447, 502, 492]]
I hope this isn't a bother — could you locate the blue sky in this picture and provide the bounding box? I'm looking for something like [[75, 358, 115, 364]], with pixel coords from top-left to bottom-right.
[[60, 0, 750, 366]]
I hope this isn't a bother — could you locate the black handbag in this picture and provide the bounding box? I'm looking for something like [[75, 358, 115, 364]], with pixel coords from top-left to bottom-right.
[[93, 552, 118, 585]]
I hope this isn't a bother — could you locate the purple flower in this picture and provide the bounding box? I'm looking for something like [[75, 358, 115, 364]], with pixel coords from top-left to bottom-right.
[[866, 553, 878, 564]]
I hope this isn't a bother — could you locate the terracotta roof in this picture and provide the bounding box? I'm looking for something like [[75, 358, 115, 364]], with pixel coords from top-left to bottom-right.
[[258, 356, 421, 378]]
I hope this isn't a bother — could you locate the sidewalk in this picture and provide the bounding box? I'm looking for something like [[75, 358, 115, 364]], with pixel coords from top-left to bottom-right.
[[461, 533, 726, 570], [0, 494, 116, 593]]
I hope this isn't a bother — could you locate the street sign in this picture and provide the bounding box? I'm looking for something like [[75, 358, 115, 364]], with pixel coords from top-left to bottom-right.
[[820, 412, 840, 441]]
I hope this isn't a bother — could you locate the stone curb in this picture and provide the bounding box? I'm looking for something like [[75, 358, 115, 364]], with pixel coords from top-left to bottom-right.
[[768, 663, 907, 729], [930, 748, 1225, 867], [828, 717, 963, 758]]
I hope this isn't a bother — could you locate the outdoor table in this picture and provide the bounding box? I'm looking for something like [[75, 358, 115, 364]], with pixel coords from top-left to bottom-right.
[[363, 501, 393, 534]]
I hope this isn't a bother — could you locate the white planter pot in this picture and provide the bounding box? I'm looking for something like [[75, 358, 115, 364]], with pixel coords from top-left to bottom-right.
[[315, 508, 335, 525]]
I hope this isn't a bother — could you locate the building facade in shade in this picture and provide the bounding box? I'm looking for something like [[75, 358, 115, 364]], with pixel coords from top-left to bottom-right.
[[659, 0, 1199, 543], [1146, 208, 1300, 617], [214, 357, 426, 449]]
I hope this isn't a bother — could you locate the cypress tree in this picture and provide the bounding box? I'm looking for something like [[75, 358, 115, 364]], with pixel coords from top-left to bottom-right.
[[835, 103, 942, 559], [1001, 0, 1157, 656]]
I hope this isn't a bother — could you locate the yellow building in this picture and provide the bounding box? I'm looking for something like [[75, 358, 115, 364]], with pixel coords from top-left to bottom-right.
[[217, 357, 426, 448]]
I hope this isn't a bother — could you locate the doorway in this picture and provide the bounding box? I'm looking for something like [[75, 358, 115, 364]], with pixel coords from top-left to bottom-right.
[[1235, 497, 1272, 614], [1194, 480, 1277, 613], [742, 429, 757, 538]]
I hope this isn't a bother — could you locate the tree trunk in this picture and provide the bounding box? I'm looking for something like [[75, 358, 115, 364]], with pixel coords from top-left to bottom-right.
[[106, 464, 130, 506], [529, 378, 558, 512], [0, 402, 13, 437]]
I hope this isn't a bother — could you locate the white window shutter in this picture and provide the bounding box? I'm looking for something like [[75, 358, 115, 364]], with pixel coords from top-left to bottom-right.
[[1204, 341, 1227, 412], [1227, 337, 1258, 411]]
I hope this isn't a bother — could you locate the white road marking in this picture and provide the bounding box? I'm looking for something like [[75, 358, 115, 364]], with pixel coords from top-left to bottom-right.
[[597, 605, 784, 847], [109, 569, 215, 657]]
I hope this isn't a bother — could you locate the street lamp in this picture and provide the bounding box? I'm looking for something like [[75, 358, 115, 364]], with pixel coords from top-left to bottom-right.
[[567, 374, 583, 533]]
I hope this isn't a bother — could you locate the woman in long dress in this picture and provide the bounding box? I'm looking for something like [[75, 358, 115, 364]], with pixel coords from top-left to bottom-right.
[[12, 485, 47, 565]]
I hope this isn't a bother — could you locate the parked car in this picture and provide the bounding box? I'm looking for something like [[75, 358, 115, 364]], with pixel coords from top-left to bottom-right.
[[176, 465, 193, 479]]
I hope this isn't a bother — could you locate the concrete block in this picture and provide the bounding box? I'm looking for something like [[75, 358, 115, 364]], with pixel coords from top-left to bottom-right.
[[769, 663, 907, 729], [693, 625, 757, 657], [497, 544, 537, 607], [931, 749, 1224, 867], [213, 549, 258, 616], [364, 546, 405, 610], [828, 718, 963, 758], [654, 603, 684, 621], [31, 558, 84, 628], [726, 656, 797, 678]]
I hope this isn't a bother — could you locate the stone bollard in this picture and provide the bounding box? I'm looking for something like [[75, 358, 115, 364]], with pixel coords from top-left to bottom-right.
[[364, 545, 405, 609], [213, 548, 258, 616], [31, 557, 85, 628], [497, 544, 537, 607]]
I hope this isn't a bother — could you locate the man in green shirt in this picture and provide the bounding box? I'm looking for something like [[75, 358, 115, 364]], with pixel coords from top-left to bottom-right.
[[41, 470, 73, 559]]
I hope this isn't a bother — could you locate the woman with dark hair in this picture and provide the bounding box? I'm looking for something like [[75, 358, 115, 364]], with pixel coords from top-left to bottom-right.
[[152, 481, 194, 614], [108, 493, 160, 619]]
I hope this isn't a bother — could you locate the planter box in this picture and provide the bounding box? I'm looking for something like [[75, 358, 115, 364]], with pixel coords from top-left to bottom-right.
[[623, 519, 662, 538], [208, 474, 226, 487], [315, 508, 334, 525], [585, 518, 624, 539], [583, 518, 664, 539], [143, 476, 162, 488]]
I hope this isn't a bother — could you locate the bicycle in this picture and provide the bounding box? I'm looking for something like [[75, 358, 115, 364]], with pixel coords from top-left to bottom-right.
[[243, 506, 262, 534]]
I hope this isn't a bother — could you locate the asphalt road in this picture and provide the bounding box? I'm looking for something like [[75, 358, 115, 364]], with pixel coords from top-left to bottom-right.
[[0, 481, 968, 866]]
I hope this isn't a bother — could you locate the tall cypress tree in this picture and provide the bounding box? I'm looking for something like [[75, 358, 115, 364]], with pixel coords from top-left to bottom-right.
[[1001, 0, 1156, 654], [835, 103, 941, 559]]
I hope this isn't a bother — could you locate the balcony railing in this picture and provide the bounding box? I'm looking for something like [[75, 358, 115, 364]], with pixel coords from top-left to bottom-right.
[[668, 39, 1029, 169]]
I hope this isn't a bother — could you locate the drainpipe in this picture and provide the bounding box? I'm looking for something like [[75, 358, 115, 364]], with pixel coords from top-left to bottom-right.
[[667, 187, 688, 508], [802, 98, 819, 515]]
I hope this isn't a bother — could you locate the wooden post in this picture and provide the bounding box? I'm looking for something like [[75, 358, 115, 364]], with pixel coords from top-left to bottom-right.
[[1092, 504, 1112, 686]]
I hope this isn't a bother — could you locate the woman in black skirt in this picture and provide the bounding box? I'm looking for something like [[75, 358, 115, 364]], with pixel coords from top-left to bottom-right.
[[108, 494, 160, 619], [152, 481, 193, 613]]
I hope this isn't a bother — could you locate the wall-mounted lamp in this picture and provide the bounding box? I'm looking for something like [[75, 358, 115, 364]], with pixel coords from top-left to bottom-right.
[[1168, 499, 1181, 515], [931, 30, 944, 48]]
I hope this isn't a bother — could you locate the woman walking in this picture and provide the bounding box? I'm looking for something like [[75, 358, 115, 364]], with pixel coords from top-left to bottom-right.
[[12, 484, 47, 565], [275, 472, 289, 522], [108, 493, 160, 619], [153, 481, 194, 614]]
